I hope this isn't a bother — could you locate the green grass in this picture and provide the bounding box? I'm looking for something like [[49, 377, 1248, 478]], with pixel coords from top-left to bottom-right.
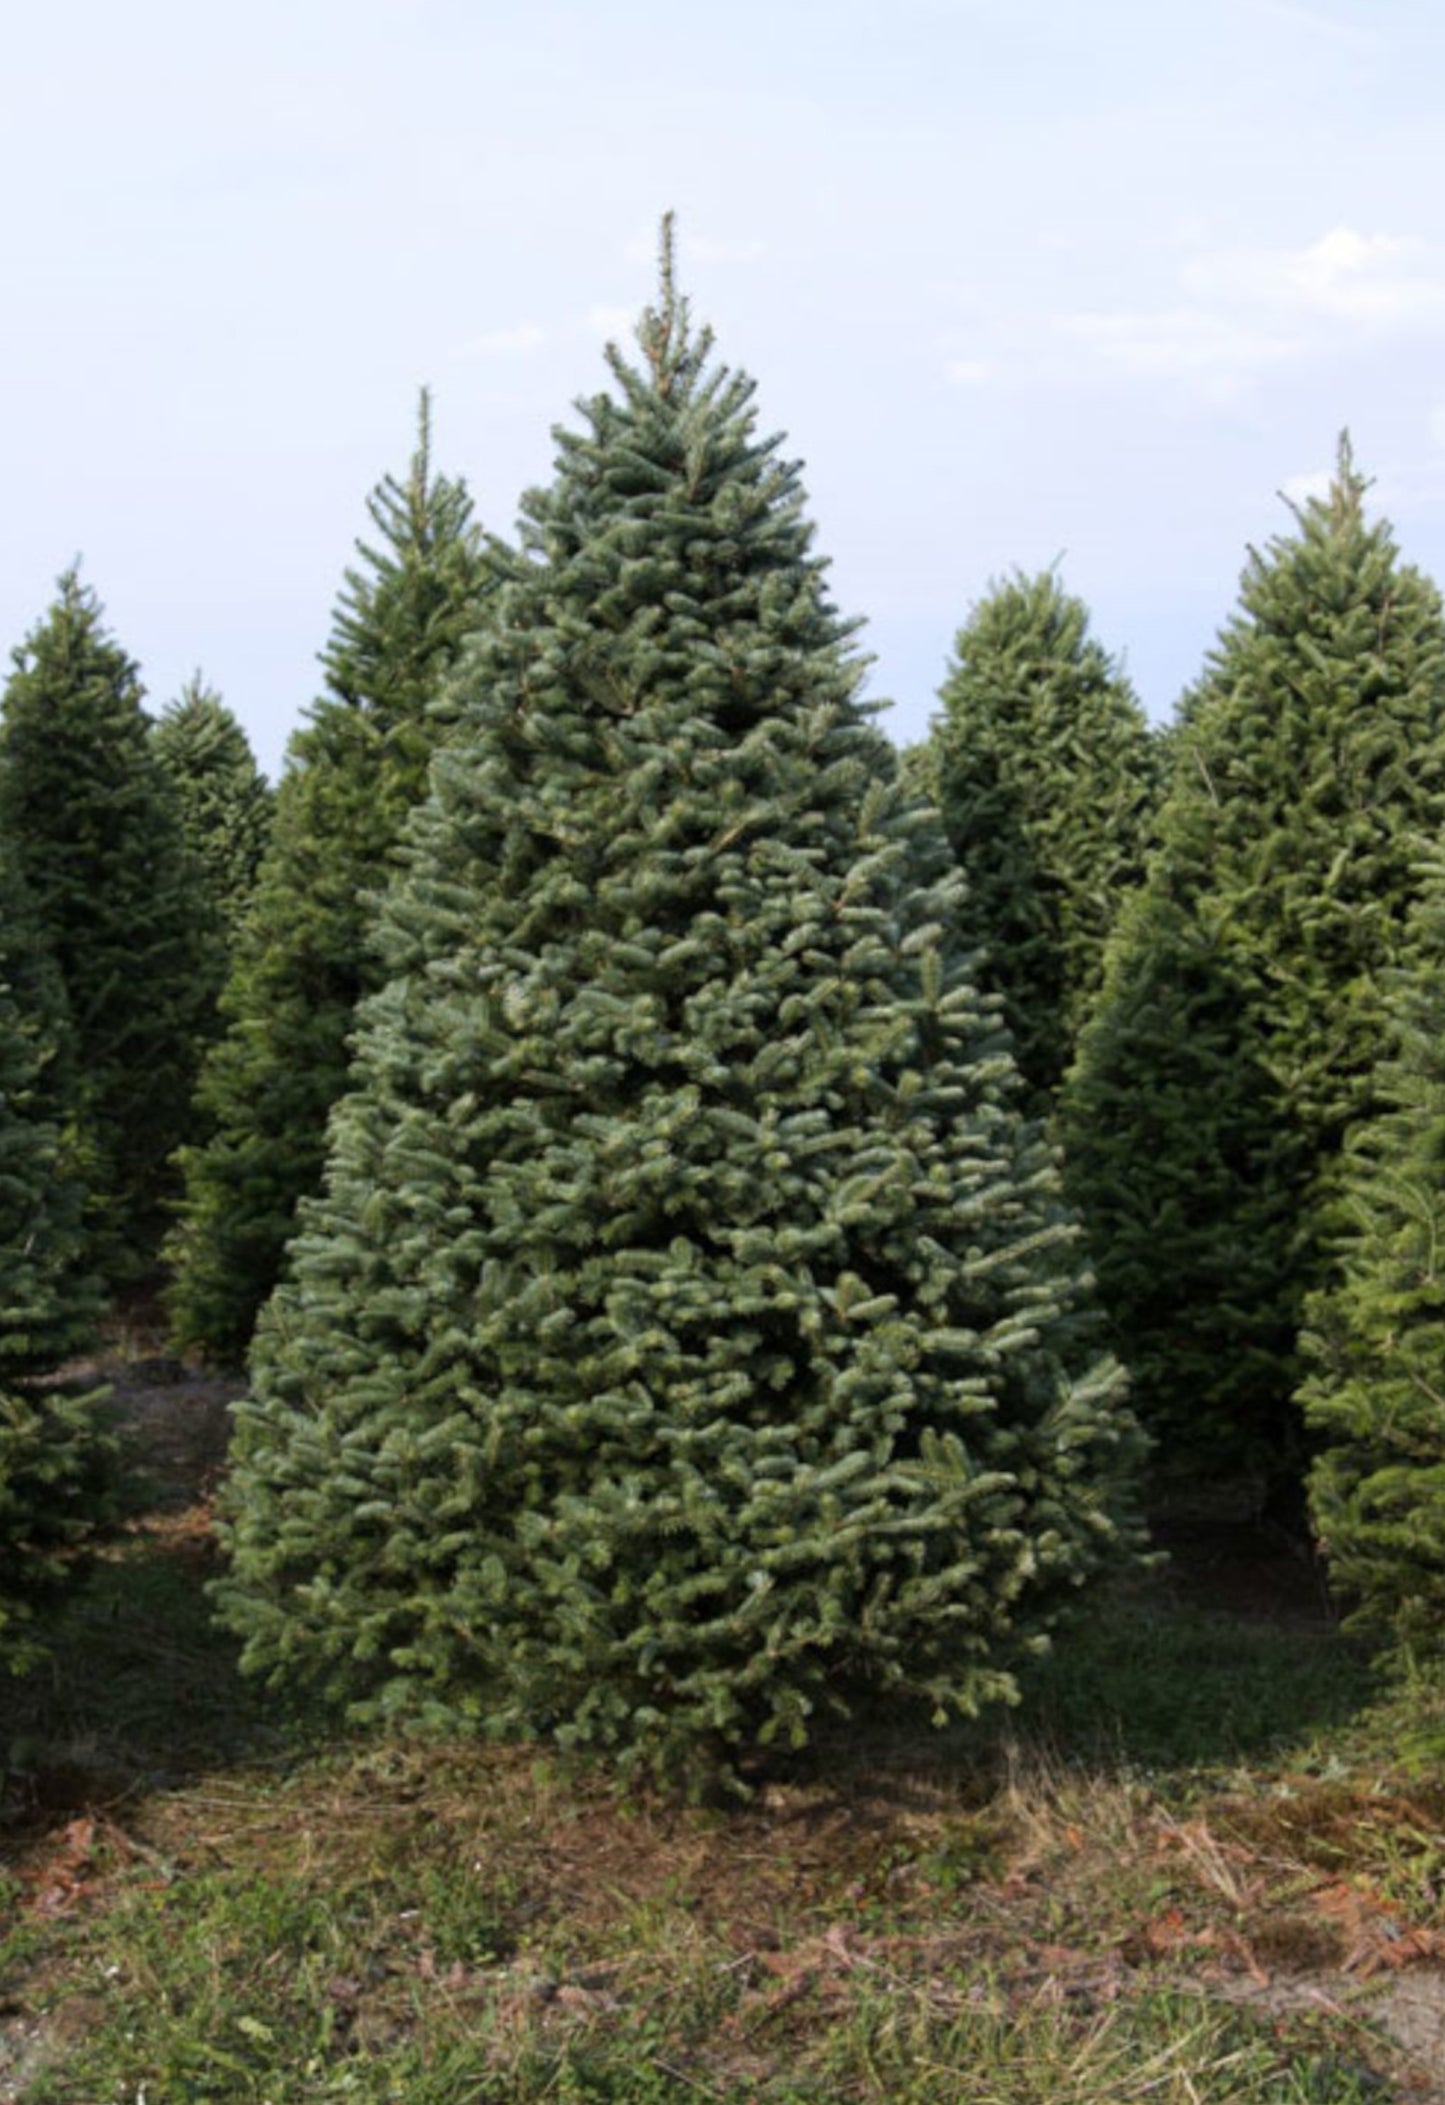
[[1, 1468, 1436, 2104]]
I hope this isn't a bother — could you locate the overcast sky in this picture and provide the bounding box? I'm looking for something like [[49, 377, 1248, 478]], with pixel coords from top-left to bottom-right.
[[2, 0, 1442, 780]]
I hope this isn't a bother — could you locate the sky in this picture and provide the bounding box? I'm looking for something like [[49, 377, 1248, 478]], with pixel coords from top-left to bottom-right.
[[2, 0, 1444, 781]]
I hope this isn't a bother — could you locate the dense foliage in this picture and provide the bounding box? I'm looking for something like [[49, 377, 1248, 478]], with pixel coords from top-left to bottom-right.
[[0, 573, 213, 1280], [1061, 443, 1445, 1493], [921, 571, 1159, 1106], [152, 676, 275, 948], [1301, 869, 1445, 1657], [0, 843, 109, 1673], [168, 398, 493, 1366], [214, 242, 1142, 1788]]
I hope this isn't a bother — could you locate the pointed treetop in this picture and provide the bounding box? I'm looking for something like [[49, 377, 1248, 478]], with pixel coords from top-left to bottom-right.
[[631, 210, 713, 400], [409, 386, 433, 517]]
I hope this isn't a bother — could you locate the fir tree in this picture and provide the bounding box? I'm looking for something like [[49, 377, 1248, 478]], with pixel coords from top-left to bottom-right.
[[1301, 868, 1445, 1658], [168, 396, 492, 1365], [922, 571, 1159, 1106], [0, 1380, 113, 1675], [215, 229, 1141, 1788], [152, 676, 274, 948], [0, 845, 108, 1674], [1061, 441, 1445, 1493], [0, 843, 102, 1380], [0, 572, 212, 1279]]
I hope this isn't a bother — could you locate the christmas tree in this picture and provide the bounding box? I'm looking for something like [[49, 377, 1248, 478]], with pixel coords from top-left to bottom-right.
[[1061, 441, 1445, 1495], [168, 396, 492, 1364], [1302, 867, 1445, 1658], [152, 675, 274, 948], [0, 572, 211, 1280], [216, 228, 1140, 1787], [921, 570, 1158, 1107]]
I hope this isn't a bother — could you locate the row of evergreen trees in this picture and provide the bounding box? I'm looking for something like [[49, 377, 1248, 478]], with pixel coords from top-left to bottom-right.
[[4, 229, 1443, 1776]]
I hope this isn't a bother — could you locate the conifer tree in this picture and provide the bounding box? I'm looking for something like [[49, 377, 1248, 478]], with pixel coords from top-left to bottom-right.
[[0, 846, 108, 1673], [1301, 869, 1445, 1657], [215, 230, 1141, 1788], [0, 844, 102, 1379], [1061, 442, 1445, 1493], [152, 676, 274, 947], [168, 397, 492, 1365], [0, 572, 212, 1279], [922, 571, 1159, 1106]]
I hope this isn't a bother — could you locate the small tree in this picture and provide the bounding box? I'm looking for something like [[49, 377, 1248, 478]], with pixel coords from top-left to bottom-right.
[[1061, 441, 1445, 1494], [1302, 868, 1445, 1658], [168, 396, 493, 1365], [922, 571, 1159, 1106], [215, 230, 1141, 1789], [0, 571, 211, 1279], [152, 676, 274, 948]]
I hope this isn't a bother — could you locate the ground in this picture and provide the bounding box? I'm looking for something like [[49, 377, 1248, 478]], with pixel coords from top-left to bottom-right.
[[3, 1347, 1445, 2102]]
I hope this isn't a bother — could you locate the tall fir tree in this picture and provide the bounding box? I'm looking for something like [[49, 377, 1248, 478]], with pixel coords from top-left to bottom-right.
[[921, 571, 1159, 1107], [215, 230, 1141, 1788], [152, 675, 274, 949], [1061, 441, 1445, 1495], [0, 572, 213, 1280], [168, 395, 493, 1365], [1300, 867, 1445, 1658], [0, 842, 109, 1673]]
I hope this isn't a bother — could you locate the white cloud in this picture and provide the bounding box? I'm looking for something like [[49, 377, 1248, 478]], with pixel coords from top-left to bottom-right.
[[1428, 404, 1445, 452], [1054, 307, 1300, 398], [945, 358, 993, 386], [1055, 226, 1445, 397], [463, 323, 546, 357], [584, 305, 635, 340], [1281, 467, 1333, 505]]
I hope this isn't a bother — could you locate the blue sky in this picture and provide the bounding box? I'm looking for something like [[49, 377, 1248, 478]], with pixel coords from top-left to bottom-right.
[[2, 0, 1443, 778]]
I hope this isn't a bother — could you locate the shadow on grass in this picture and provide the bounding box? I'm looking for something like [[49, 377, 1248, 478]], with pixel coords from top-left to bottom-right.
[[1, 1518, 313, 1834]]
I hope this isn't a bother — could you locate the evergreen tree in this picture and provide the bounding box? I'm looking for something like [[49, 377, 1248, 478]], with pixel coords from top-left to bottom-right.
[[0, 1380, 112, 1675], [1061, 441, 1445, 1493], [1301, 869, 1445, 1657], [152, 675, 274, 947], [0, 843, 102, 1379], [0, 572, 212, 1279], [0, 845, 108, 1674], [215, 231, 1141, 1788], [922, 571, 1159, 1106], [168, 396, 492, 1365]]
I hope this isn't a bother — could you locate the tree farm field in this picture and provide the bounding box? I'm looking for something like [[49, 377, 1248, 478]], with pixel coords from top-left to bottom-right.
[[4, 1349, 1445, 2105]]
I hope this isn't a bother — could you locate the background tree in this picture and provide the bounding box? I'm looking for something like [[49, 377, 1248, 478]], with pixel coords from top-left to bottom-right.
[[215, 234, 1141, 1790], [920, 570, 1159, 1107], [0, 844, 109, 1674], [152, 675, 274, 950], [0, 571, 212, 1281], [1301, 867, 1445, 1659], [168, 395, 493, 1366], [1061, 442, 1445, 1497]]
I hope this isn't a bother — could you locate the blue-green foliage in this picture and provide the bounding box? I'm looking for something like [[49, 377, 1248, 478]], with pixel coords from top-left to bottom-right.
[[215, 235, 1142, 1786]]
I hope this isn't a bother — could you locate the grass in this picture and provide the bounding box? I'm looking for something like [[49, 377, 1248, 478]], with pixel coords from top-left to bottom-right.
[[2, 1373, 1441, 2102]]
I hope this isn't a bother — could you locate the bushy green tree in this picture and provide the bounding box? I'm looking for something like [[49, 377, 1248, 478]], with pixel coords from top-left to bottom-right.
[[152, 676, 274, 947], [922, 571, 1159, 1106], [0, 846, 102, 1380], [168, 396, 492, 1365], [215, 236, 1141, 1789], [1301, 869, 1445, 1657], [0, 1380, 112, 1676], [0, 572, 212, 1279], [0, 846, 108, 1674], [1061, 442, 1445, 1494]]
